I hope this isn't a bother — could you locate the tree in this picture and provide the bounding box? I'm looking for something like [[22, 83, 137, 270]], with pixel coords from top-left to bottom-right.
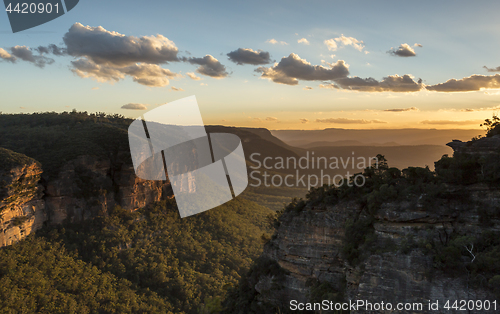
[[481, 115, 500, 137]]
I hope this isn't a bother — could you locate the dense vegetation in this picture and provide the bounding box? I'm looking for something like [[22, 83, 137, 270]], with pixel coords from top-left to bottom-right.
[[0, 147, 39, 172], [0, 111, 132, 178], [0, 198, 272, 313], [0, 237, 172, 313]]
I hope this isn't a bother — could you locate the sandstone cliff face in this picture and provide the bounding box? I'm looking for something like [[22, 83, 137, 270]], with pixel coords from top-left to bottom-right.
[[44, 155, 171, 224], [0, 153, 172, 247], [0, 158, 46, 247], [258, 184, 498, 313], [250, 135, 500, 313]]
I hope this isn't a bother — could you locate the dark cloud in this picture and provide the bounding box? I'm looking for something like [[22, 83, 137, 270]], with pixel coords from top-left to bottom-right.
[[384, 107, 419, 112], [303, 86, 313, 90], [227, 48, 271, 65], [316, 118, 387, 124], [188, 55, 228, 78], [255, 53, 349, 85], [10, 45, 54, 68], [63, 23, 179, 66], [388, 43, 418, 57], [420, 120, 482, 125], [121, 103, 148, 110], [483, 66, 500, 72], [334, 74, 423, 92], [299, 118, 309, 124], [35, 44, 67, 56], [426, 74, 500, 92]]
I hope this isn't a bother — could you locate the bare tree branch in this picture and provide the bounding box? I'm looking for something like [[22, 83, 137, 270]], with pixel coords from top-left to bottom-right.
[[465, 244, 475, 263]]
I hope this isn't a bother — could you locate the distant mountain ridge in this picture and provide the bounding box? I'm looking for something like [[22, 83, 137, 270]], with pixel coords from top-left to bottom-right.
[[297, 140, 401, 148], [272, 128, 483, 147]]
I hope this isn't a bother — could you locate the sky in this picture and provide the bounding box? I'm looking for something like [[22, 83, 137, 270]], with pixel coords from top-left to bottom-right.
[[1, 0, 500, 130]]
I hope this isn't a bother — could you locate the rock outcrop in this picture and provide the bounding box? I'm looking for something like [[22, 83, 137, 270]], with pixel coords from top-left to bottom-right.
[[44, 155, 171, 224], [256, 184, 498, 313], [0, 149, 172, 247], [447, 134, 500, 156], [0, 149, 46, 247]]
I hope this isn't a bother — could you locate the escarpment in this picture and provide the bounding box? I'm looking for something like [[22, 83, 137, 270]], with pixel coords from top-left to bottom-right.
[[225, 135, 500, 314], [0, 147, 173, 247], [0, 148, 46, 247]]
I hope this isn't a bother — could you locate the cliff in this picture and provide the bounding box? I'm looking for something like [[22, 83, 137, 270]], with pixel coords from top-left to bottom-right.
[[0, 148, 46, 247], [257, 185, 498, 313], [0, 148, 171, 247], [227, 135, 500, 314]]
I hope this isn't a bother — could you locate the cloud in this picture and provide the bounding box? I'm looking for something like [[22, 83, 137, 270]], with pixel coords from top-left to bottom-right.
[[255, 53, 349, 85], [420, 120, 482, 125], [319, 83, 339, 89], [298, 38, 310, 45], [188, 55, 228, 78], [227, 48, 271, 65], [63, 23, 179, 66], [483, 66, 500, 72], [384, 107, 419, 112], [324, 39, 337, 51], [266, 39, 288, 45], [461, 105, 500, 112], [325, 35, 365, 52], [388, 43, 418, 57], [120, 63, 179, 86], [316, 118, 387, 124], [71, 58, 178, 87], [171, 86, 184, 91], [91, 87, 99, 90], [0, 48, 15, 62], [299, 118, 309, 124], [121, 103, 148, 110], [71, 58, 125, 82], [303, 86, 313, 90], [38, 23, 184, 87], [426, 74, 500, 92], [265, 117, 279, 122], [35, 44, 67, 56], [186, 72, 201, 80], [8, 46, 54, 68], [334, 74, 423, 92]]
